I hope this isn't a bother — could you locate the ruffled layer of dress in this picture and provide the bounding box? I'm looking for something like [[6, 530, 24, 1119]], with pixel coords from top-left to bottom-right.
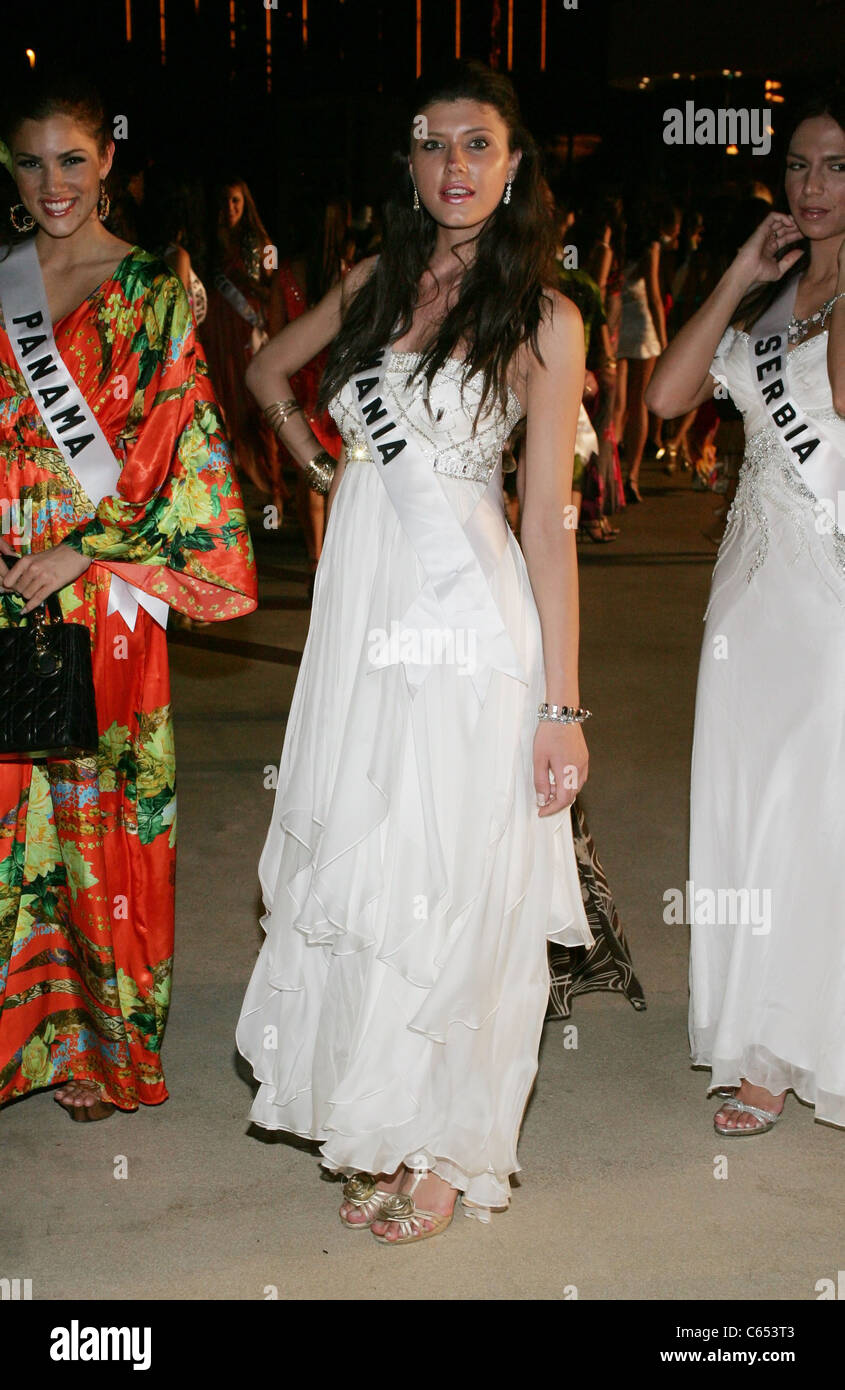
[[237, 450, 593, 1209]]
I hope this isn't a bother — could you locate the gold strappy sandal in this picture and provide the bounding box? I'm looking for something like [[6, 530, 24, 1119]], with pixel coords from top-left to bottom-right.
[[371, 1171, 455, 1246], [339, 1172, 394, 1230]]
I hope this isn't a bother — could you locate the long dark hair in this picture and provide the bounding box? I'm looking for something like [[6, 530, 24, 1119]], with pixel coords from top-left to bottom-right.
[[143, 169, 208, 280], [305, 200, 350, 303], [281, 198, 350, 303], [733, 87, 845, 330], [318, 60, 557, 420], [0, 68, 109, 247]]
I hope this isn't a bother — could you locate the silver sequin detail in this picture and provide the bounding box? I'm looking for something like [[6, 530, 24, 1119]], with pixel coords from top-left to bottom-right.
[[331, 353, 523, 486], [725, 422, 845, 588]]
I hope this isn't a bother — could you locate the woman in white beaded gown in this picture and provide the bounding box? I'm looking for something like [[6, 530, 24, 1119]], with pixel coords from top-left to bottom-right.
[[236, 61, 593, 1241], [647, 94, 845, 1137]]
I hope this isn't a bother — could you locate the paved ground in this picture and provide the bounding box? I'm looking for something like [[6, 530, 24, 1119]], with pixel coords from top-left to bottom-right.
[[4, 458, 842, 1301]]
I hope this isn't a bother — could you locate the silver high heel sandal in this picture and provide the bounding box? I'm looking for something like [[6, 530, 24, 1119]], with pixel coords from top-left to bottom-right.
[[713, 1098, 783, 1137]]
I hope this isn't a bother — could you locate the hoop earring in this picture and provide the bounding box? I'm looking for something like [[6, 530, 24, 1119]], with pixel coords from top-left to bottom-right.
[[10, 202, 36, 232], [98, 180, 110, 222], [411, 179, 420, 212], [503, 180, 512, 206]]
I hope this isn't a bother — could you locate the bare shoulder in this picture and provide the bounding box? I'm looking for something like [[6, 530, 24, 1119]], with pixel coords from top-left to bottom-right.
[[531, 288, 584, 369], [341, 254, 379, 307], [164, 243, 190, 274]]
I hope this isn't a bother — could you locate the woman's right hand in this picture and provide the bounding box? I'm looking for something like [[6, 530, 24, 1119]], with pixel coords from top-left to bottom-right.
[[733, 210, 805, 291], [0, 535, 16, 578]]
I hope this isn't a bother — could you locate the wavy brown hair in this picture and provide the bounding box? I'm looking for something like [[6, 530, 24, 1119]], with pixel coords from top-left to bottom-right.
[[733, 88, 845, 330], [317, 60, 557, 422], [0, 68, 109, 249]]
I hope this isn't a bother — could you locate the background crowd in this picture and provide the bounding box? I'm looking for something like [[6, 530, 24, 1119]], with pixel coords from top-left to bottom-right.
[[95, 159, 776, 578]]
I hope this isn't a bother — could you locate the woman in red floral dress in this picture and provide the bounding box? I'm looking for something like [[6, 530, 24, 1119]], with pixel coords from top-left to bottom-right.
[[0, 73, 256, 1120]]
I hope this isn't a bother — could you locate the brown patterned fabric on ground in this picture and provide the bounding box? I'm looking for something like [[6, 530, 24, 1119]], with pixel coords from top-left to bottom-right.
[[546, 799, 646, 1020]]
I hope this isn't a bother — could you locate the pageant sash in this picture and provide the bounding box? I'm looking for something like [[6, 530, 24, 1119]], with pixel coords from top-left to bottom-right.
[[0, 239, 170, 631], [351, 347, 527, 704], [0, 239, 168, 631], [749, 279, 845, 516], [213, 271, 268, 354]]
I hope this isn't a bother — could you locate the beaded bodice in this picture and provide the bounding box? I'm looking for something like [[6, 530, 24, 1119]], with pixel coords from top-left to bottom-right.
[[327, 350, 524, 486], [709, 328, 845, 586]]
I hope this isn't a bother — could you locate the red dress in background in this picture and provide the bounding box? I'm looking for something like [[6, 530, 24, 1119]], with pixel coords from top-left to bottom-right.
[[202, 235, 288, 508]]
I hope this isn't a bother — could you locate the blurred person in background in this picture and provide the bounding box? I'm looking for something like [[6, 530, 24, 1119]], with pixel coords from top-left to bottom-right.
[[270, 199, 352, 597], [143, 168, 208, 329], [202, 177, 286, 519], [614, 200, 666, 502]]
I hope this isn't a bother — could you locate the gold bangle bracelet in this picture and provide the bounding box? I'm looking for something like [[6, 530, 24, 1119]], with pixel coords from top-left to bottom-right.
[[263, 398, 303, 434], [304, 449, 336, 495]]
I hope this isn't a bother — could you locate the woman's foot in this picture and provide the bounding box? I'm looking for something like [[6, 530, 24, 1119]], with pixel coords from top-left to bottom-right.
[[662, 442, 678, 474], [54, 1079, 115, 1122], [371, 1169, 458, 1244], [713, 1080, 786, 1135], [624, 479, 643, 504], [339, 1168, 403, 1228], [580, 520, 617, 544]]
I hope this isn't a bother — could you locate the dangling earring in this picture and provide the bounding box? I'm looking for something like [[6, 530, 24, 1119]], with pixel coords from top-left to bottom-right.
[[411, 179, 420, 212], [98, 180, 110, 222], [503, 180, 513, 206], [9, 202, 36, 232]]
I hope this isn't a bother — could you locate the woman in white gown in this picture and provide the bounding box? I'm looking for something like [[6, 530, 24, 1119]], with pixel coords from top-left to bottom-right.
[[236, 61, 593, 1241], [647, 95, 845, 1136]]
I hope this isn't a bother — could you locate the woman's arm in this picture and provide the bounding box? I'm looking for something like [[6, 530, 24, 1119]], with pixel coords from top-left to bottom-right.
[[587, 239, 613, 304], [831, 240, 845, 416], [520, 290, 588, 816], [646, 211, 804, 419], [245, 256, 377, 469], [164, 244, 191, 296], [644, 242, 668, 351]]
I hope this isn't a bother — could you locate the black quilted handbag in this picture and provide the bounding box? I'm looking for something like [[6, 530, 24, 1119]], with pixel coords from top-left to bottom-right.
[[0, 592, 98, 759]]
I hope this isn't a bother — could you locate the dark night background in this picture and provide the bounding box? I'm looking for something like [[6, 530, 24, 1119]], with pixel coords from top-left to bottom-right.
[[1, 0, 842, 247]]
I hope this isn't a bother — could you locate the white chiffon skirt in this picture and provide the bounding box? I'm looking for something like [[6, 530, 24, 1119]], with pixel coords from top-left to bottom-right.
[[236, 456, 592, 1209], [689, 464, 845, 1127]]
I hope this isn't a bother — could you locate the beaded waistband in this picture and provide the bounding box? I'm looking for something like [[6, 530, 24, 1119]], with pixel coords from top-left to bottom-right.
[[340, 430, 498, 486]]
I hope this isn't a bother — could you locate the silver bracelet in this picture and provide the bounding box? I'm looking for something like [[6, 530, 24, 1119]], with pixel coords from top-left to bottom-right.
[[537, 702, 592, 725]]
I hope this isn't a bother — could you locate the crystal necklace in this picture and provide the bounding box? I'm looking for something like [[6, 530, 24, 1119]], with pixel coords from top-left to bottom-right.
[[788, 291, 845, 345]]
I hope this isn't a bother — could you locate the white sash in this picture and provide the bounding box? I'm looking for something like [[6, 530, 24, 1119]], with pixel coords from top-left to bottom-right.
[[351, 347, 527, 704], [213, 271, 268, 354], [0, 238, 168, 631], [749, 279, 845, 518]]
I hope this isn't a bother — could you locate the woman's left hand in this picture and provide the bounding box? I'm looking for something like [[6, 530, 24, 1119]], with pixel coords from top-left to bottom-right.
[[1, 541, 92, 615], [533, 718, 589, 817]]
